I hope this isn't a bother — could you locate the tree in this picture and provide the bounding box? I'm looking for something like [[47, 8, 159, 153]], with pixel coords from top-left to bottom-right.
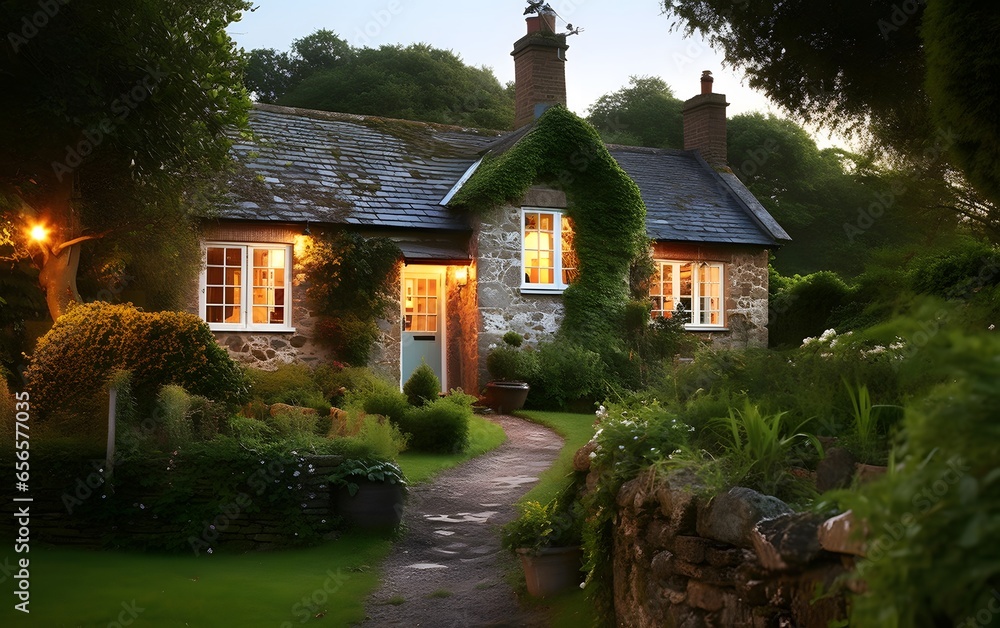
[[0, 0, 251, 321], [244, 31, 515, 130], [661, 0, 1000, 232], [586, 76, 683, 148], [922, 0, 1000, 212]]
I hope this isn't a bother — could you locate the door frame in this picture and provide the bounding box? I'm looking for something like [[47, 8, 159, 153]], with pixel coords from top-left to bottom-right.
[[399, 264, 448, 393]]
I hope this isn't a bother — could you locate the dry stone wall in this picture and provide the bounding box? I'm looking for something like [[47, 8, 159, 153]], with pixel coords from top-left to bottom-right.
[[610, 468, 854, 627]]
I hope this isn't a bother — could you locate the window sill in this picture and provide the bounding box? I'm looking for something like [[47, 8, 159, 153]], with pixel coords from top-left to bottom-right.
[[208, 326, 297, 334], [519, 286, 567, 295], [684, 326, 728, 332]]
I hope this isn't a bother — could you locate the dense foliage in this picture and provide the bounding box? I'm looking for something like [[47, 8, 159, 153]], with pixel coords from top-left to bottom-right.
[[299, 231, 401, 365], [0, 0, 252, 318], [586, 76, 683, 149], [25, 303, 249, 420], [245, 30, 515, 130], [402, 362, 440, 406]]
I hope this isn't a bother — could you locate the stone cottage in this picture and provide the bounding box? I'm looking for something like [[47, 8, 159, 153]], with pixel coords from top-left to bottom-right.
[[189, 9, 789, 392]]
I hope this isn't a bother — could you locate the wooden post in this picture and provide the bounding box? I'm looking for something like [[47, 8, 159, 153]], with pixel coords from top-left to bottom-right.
[[106, 386, 117, 479]]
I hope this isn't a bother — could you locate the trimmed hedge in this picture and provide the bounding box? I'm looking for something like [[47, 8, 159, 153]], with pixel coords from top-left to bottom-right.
[[25, 302, 249, 419]]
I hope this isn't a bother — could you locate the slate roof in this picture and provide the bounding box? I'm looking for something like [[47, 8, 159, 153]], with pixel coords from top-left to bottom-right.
[[223, 104, 500, 230], [609, 146, 790, 246], [225, 104, 789, 247]]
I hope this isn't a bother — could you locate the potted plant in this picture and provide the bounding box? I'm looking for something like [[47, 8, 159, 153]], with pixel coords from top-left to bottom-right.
[[484, 331, 538, 413], [330, 459, 407, 528], [501, 499, 584, 597]]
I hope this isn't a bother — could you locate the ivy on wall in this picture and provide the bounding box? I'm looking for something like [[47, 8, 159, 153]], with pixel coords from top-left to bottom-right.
[[450, 105, 648, 362], [298, 231, 402, 365]]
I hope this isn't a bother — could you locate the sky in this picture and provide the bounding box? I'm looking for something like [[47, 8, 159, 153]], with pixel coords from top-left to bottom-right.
[[227, 0, 844, 148]]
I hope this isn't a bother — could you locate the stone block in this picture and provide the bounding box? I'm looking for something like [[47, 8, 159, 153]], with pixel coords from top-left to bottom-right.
[[751, 512, 824, 571], [686, 581, 728, 612], [673, 535, 713, 564], [706, 546, 746, 568], [818, 510, 867, 557], [697, 487, 792, 549], [573, 441, 596, 472]]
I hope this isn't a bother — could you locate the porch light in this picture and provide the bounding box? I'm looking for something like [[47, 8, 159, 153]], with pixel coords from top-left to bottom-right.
[[29, 224, 48, 242], [454, 266, 469, 287]]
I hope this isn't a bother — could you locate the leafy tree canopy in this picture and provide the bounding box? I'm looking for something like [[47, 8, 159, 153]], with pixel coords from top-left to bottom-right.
[[0, 0, 252, 321], [586, 76, 683, 149], [245, 31, 515, 130], [661, 0, 1000, 233]]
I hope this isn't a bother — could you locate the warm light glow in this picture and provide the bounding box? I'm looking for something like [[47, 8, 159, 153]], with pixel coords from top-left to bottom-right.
[[29, 225, 48, 242], [454, 266, 469, 286]]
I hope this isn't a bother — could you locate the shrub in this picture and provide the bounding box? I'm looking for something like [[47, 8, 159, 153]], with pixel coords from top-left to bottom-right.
[[311, 361, 349, 400], [400, 397, 470, 453], [486, 332, 539, 382], [354, 384, 411, 427], [267, 407, 320, 437], [526, 340, 604, 409], [322, 366, 395, 406], [909, 238, 1000, 299], [769, 270, 854, 348], [25, 302, 249, 419], [347, 414, 409, 459], [403, 362, 440, 406], [158, 385, 194, 446], [0, 375, 13, 441]]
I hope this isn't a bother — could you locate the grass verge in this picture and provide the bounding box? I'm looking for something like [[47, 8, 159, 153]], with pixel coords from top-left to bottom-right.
[[1, 532, 391, 627], [516, 410, 596, 504], [397, 413, 507, 484]]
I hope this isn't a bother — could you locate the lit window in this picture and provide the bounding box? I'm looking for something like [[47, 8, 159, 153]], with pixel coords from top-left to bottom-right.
[[201, 243, 293, 331], [650, 261, 724, 327], [522, 209, 577, 292]]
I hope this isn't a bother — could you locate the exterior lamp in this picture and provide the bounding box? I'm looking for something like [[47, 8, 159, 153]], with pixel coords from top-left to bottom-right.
[[30, 224, 48, 242], [454, 266, 469, 287]]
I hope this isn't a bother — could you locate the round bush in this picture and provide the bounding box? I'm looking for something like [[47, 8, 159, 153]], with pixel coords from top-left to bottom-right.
[[25, 302, 250, 419], [400, 398, 470, 453], [403, 362, 440, 406]]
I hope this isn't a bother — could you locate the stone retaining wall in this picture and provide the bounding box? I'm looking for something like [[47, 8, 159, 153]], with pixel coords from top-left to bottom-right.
[[611, 468, 856, 627], [1, 454, 345, 552]]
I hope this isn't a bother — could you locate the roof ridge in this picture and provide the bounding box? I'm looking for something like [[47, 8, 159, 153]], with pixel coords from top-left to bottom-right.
[[251, 103, 505, 137]]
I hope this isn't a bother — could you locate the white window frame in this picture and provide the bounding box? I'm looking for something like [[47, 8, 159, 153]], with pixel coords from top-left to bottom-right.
[[520, 208, 577, 294], [650, 260, 726, 330], [199, 242, 295, 333]]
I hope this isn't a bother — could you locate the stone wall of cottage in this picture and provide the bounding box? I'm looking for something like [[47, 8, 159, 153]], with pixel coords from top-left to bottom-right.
[[445, 264, 481, 394], [474, 187, 568, 385], [189, 223, 334, 371], [651, 242, 770, 349], [607, 467, 856, 627]]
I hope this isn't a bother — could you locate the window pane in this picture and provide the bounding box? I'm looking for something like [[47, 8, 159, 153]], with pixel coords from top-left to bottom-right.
[[650, 263, 676, 318], [523, 211, 556, 285], [250, 247, 287, 325], [225, 248, 242, 265], [206, 267, 224, 285], [561, 216, 579, 285], [206, 306, 224, 323], [206, 247, 224, 266]]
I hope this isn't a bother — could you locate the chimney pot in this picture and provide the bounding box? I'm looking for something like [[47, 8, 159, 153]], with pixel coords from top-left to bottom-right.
[[701, 70, 714, 95]]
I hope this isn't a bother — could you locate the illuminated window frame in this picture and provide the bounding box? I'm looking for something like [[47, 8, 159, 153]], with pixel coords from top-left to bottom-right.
[[650, 260, 725, 329], [199, 243, 294, 332], [520, 208, 578, 294]]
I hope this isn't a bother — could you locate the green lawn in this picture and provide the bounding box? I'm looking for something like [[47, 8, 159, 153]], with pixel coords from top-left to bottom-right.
[[397, 413, 507, 484], [516, 410, 597, 504], [1, 532, 391, 627]]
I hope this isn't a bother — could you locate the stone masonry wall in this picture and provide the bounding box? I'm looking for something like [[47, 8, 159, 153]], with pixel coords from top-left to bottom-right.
[[474, 187, 568, 385], [610, 467, 855, 627], [652, 242, 770, 349]]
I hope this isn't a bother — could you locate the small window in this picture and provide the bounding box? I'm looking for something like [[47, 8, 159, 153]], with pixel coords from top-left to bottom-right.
[[651, 261, 724, 328], [201, 243, 293, 331], [522, 209, 577, 292]]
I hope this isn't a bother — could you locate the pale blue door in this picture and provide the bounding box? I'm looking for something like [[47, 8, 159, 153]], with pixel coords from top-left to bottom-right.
[[400, 268, 445, 391]]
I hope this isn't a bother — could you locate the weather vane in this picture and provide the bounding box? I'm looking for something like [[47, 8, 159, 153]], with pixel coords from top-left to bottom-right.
[[523, 1, 583, 36]]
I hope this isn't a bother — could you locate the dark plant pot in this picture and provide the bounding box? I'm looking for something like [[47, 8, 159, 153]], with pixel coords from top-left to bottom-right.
[[484, 381, 530, 414], [517, 546, 583, 598], [334, 479, 405, 529]]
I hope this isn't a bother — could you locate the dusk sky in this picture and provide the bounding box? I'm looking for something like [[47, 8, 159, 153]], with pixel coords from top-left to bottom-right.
[[227, 1, 845, 148]]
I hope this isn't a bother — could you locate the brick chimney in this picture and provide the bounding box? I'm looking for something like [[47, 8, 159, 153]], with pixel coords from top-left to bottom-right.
[[682, 71, 729, 166], [511, 8, 569, 129]]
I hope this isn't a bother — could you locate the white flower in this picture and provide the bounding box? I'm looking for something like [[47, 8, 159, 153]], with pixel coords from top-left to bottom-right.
[[588, 451, 597, 459], [990, 324, 996, 331]]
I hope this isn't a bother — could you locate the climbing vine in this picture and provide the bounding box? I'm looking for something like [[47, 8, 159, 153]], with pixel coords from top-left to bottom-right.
[[299, 231, 402, 365], [450, 106, 648, 370]]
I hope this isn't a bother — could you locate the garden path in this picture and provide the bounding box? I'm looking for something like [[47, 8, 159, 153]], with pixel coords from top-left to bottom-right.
[[358, 414, 564, 627]]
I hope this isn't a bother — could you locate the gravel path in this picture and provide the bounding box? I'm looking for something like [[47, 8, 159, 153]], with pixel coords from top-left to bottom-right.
[[358, 414, 564, 627]]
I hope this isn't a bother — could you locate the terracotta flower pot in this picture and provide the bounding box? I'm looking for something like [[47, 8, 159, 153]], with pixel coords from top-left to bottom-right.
[[484, 381, 530, 414], [516, 546, 583, 597], [334, 479, 405, 529]]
